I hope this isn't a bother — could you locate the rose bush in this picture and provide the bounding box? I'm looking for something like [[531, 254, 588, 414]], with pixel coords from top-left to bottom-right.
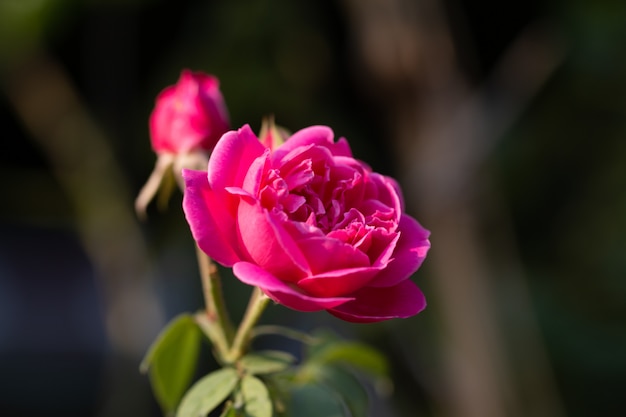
[[183, 124, 430, 323], [149, 70, 229, 154]]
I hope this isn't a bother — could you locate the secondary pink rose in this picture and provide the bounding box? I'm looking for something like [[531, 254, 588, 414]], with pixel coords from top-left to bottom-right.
[[149, 70, 229, 154], [136, 70, 229, 217], [183, 125, 430, 323]]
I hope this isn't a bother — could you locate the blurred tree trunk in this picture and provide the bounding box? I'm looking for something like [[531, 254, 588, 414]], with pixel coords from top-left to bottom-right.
[[341, 1, 565, 416]]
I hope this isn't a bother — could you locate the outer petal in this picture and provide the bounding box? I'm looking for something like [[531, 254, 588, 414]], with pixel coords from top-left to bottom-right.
[[195, 74, 230, 146], [365, 173, 402, 223], [272, 126, 352, 163], [182, 169, 242, 266], [149, 86, 177, 153], [242, 149, 271, 197], [208, 124, 265, 190], [367, 214, 430, 287], [275, 125, 333, 154], [233, 262, 353, 312], [297, 266, 383, 298], [148, 70, 230, 154], [328, 280, 426, 323], [384, 175, 406, 212]]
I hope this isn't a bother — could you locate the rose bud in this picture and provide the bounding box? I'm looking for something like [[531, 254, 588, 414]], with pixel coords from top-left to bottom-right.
[[149, 70, 229, 154], [136, 70, 229, 217]]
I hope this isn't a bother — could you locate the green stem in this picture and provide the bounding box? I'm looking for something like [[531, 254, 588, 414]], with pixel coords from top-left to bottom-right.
[[195, 245, 235, 360], [225, 287, 271, 363], [250, 325, 318, 345]]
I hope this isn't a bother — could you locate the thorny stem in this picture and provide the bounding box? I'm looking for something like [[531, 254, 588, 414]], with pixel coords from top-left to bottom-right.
[[195, 244, 235, 360], [176, 155, 268, 364], [175, 160, 234, 361], [251, 325, 318, 345], [225, 287, 271, 363]]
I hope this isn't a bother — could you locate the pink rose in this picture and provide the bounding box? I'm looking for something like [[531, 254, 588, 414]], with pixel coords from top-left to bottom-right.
[[149, 70, 229, 154], [183, 125, 430, 323]]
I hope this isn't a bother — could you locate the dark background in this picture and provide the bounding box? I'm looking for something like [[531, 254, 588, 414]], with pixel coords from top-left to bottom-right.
[[1, 0, 626, 416]]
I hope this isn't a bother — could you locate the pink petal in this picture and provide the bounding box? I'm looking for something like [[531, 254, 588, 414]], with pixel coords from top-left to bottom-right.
[[208, 124, 265, 190], [237, 198, 311, 281], [297, 266, 382, 298], [277, 144, 333, 180], [183, 71, 229, 149], [328, 280, 426, 323], [352, 226, 398, 267], [331, 137, 353, 157], [365, 173, 402, 222], [190, 70, 220, 91], [242, 149, 271, 196], [384, 175, 406, 212], [233, 262, 353, 312], [282, 158, 314, 191], [272, 126, 353, 163], [296, 236, 370, 275], [197, 96, 230, 146], [276, 125, 333, 153], [367, 215, 430, 287], [149, 86, 177, 153], [182, 169, 243, 266]]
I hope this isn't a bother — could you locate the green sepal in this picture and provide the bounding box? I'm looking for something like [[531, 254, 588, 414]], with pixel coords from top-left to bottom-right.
[[157, 164, 177, 211], [258, 115, 290, 149], [176, 367, 239, 417], [140, 313, 203, 414]]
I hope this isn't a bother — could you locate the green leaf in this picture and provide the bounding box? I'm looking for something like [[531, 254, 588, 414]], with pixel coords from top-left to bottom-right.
[[316, 366, 369, 417], [287, 384, 346, 417], [241, 375, 273, 417], [176, 367, 239, 417], [239, 351, 296, 375], [141, 314, 203, 413], [310, 341, 388, 378]]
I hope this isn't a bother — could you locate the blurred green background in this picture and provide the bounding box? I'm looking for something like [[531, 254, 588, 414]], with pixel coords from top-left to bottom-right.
[[1, 0, 626, 416]]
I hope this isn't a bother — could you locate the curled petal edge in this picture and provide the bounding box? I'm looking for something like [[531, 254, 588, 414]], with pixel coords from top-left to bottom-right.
[[367, 214, 431, 288], [328, 280, 427, 323]]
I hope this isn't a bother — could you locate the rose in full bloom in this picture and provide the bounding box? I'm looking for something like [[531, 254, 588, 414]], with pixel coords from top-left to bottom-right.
[[183, 125, 430, 323], [149, 69, 229, 154]]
